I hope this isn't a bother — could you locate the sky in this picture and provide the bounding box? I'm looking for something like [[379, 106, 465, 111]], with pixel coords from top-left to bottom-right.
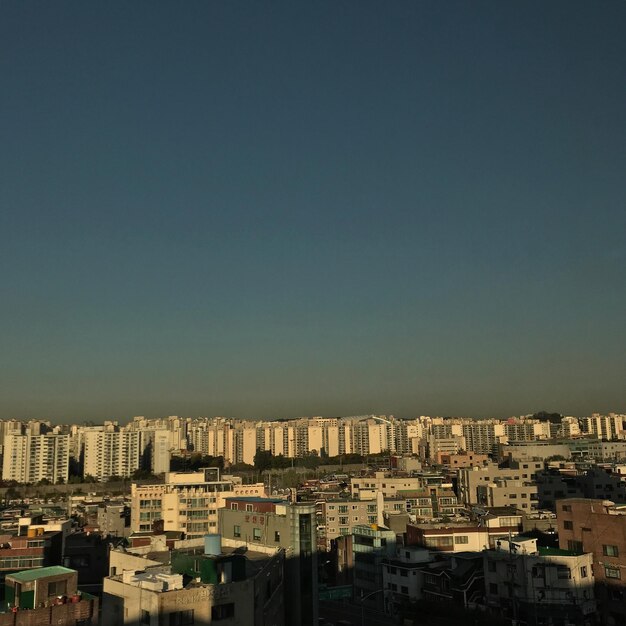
[[1, 1, 625, 422]]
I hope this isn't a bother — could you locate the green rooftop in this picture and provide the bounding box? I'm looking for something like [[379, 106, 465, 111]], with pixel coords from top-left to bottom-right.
[[538, 547, 583, 557], [7, 566, 75, 582]]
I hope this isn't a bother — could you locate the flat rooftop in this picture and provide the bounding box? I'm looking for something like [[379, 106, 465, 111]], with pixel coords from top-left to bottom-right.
[[8, 566, 75, 582], [224, 497, 286, 503]]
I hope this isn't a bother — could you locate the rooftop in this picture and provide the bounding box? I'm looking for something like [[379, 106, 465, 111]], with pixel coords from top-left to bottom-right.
[[8, 566, 75, 582], [225, 497, 286, 504], [538, 547, 585, 557]]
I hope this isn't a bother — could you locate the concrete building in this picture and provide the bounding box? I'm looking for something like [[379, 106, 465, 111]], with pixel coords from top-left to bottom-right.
[[350, 472, 424, 500], [102, 537, 284, 626], [219, 498, 318, 626], [130, 468, 265, 537], [457, 461, 543, 506], [96, 504, 130, 538], [3, 566, 98, 625], [476, 478, 538, 511], [406, 517, 520, 553], [484, 536, 595, 626], [317, 499, 379, 550], [83, 430, 142, 481], [557, 498, 626, 625], [439, 452, 490, 469], [381, 545, 431, 610], [536, 466, 626, 510], [427, 435, 466, 462], [352, 524, 397, 612], [2, 434, 69, 484], [499, 440, 572, 462]]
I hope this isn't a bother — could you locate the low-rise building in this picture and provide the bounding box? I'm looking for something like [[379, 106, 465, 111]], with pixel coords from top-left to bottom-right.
[[557, 498, 626, 626], [102, 538, 284, 626], [130, 468, 266, 537], [353, 524, 397, 612], [350, 472, 423, 500], [483, 536, 595, 626], [381, 545, 431, 610], [439, 452, 490, 469], [219, 498, 318, 626], [2, 566, 98, 625], [457, 461, 543, 506], [406, 517, 520, 553], [476, 477, 538, 511]]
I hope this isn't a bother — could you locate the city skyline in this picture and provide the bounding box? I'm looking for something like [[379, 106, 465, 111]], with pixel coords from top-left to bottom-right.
[[2, 1, 625, 420], [2, 408, 626, 425]]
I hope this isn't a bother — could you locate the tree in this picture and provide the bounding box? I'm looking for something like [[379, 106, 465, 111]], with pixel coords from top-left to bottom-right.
[[132, 469, 157, 480], [254, 450, 273, 473]]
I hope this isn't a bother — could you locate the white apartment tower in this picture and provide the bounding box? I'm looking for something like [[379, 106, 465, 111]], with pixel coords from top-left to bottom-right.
[[83, 430, 141, 480], [2, 433, 69, 483]]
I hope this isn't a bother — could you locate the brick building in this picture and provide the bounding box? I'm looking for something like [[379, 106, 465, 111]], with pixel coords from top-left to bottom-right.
[[557, 498, 626, 625]]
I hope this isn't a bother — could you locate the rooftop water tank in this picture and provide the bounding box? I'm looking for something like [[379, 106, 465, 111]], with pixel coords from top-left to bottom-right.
[[204, 534, 222, 556]]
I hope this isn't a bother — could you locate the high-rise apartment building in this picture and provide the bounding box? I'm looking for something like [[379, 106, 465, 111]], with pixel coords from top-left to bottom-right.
[[2, 433, 69, 484], [83, 430, 141, 480]]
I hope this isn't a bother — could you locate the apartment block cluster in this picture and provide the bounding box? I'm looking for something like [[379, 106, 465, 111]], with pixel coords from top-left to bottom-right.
[[1, 410, 626, 625], [2, 412, 625, 484]]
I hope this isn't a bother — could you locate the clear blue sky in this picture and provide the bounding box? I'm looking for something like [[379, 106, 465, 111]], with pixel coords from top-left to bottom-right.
[[1, 1, 625, 421]]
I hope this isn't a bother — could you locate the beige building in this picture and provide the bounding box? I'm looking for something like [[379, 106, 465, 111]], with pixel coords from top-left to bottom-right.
[[476, 478, 538, 511], [351, 471, 424, 500], [130, 468, 265, 537], [457, 461, 543, 506], [103, 540, 284, 626], [484, 536, 595, 625]]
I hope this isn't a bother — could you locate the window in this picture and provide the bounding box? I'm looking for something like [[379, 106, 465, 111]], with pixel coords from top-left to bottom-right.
[[253, 528, 261, 540], [603, 545, 619, 557], [580, 566, 588, 578], [274, 531, 280, 542], [233, 525, 241, 538], [141, 610, 150, 625], [400, 569, 408, 577], [562, 504, 572, 512], [401, 586, 408, 594], [557, 566, 571, 580], [211, 604, 235, 620], [339, 516, 348, 525], [246, 504, 253, 512], [169, 610, 194, 626], [567, 540, 583, 552], [489, 583, 498, 594], [605, 566, 621, 580], [48, 580, 67, 596], [563, 521, 573, 530], [454, 535, 469, 545], [388, 566, 397, 574], [487, 561, 496, 573]]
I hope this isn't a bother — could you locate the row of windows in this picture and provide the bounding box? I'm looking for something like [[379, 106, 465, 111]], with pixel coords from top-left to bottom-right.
[[233, 525, 281, 542], [387, 583, 409, 594]]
